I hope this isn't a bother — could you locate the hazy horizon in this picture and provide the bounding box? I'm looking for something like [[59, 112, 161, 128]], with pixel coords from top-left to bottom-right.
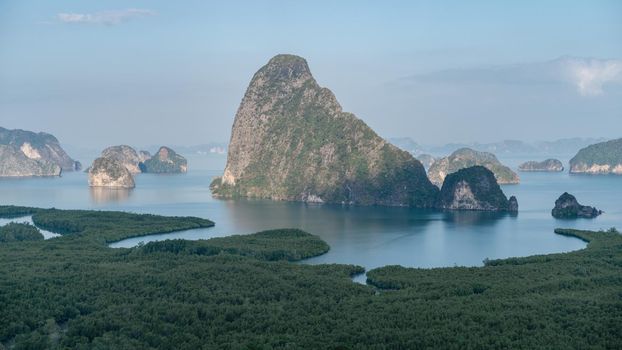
[[1, 1, 621, 149]]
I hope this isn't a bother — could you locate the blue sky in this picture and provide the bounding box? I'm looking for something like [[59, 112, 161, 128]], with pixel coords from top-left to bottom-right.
[[1, 1, 621, 148]]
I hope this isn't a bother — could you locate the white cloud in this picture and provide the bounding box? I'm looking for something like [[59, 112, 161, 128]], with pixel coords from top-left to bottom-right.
[[562, 58, 622, 96], [57, 9, 156, 26], [404, 57, 622, 97]]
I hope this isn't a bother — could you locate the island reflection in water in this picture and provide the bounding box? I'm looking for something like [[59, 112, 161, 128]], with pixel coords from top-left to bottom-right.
[[90, 187, 133, 204], [442, 210, 518, 226]]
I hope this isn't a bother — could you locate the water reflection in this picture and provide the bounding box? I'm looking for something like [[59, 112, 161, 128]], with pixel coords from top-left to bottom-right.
[[442, 210, 517, 226], [220, 199, 439, 236], [90, 187, 133, 204]]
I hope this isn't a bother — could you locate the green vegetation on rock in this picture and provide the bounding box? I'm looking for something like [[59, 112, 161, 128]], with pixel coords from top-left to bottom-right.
[[518, 158, 564, 172], [0, 205, 621, 348], [569, 138, 622, 174], [211, 54, 438, 207], [0, 127, 79, 175], [140, 146, 187, 174], [88, 157, 136, 189], [0, 145, 61, 177], [551, 192, 602, 219], [436, 166, 517, 211], [428, 147, 520, 186], [99, 145, 143, 174]]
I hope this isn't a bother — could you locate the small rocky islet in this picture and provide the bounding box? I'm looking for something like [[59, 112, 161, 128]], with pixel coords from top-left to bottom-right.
[[518, 159, 564, 172], [551, 192, 602, 219], [88, 145, 187, 188]]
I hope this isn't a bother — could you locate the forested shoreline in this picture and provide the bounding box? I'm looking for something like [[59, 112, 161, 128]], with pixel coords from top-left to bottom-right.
[[0, 205, 620, 349]]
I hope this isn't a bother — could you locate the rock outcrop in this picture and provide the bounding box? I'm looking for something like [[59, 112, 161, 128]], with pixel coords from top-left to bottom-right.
[[100, 145, 143, 174], [210, 54, 439, 207], [508, 196, 519, 212], [140, 147, 187, 173], [436, 166, 518, 212], [88, 157, 135, 188], [0, 145, 61, 177], [0, 127, 79, 176], [551, 192, 602, 218], [518, 159, 564, 172], [428, 148, 519, 186], [569, 138, 622, 174]]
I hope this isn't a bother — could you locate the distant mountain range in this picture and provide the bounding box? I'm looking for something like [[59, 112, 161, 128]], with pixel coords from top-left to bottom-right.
[[63, 137, 607, 164], [142, 143, 228, 155], [388, 137, 608, 157]]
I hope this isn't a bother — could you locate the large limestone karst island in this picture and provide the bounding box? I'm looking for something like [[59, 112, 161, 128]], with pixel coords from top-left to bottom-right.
[[0, 127, 80, 177], [428, 148, 519, 186], [210, 54, 439, 207], [569, 138, 622, 174]]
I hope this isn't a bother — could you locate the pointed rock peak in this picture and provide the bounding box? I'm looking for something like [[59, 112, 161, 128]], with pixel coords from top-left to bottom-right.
[[267, 54, 309, 69], [257, 54, 313, 85], [212, 54, 440, 207]]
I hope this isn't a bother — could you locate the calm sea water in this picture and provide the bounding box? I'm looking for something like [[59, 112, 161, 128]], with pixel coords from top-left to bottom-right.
[[1, 154, 620, 274]]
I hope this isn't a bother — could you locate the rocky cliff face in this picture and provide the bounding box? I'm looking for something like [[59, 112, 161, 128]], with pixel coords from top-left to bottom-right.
[[428, 148, 519, 186], [569, 138, 622, 174], [88, 157, 135, 188], [551, 192, 602, 218], [518, 159, 564, 172], [140, 147, 187, 173], [0, 127, 79, 176], [100, 145, 143, 174], [0, 145, 61, 177], [211, 54, 439, 207], [436, 166, 518, 212]]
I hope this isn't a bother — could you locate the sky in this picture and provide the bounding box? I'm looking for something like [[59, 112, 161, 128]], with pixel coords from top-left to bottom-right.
[[0, 0, 621, 148]]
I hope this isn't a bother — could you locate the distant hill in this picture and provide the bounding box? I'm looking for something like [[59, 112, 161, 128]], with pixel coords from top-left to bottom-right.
[[0, 127, 80, 177], [569, 138, 622, 174], [534, 137, 608, 155], [140, 147, 188, 174], [428, 148, 519, 186], [144, 143, 228, 156], [387, 137, 426, 155], [390, 137, 607, 157], [518, 159, 564, 172]]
